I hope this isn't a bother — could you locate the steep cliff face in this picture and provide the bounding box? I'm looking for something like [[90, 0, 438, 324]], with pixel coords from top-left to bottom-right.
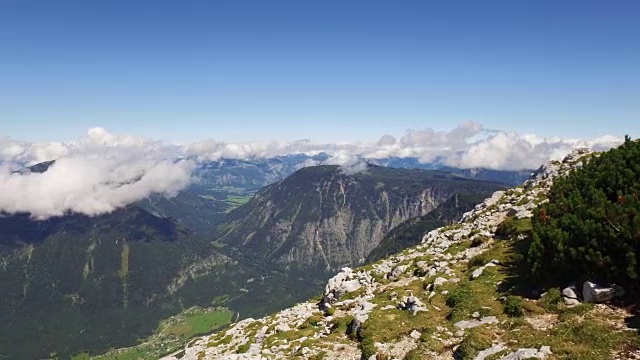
[[215, 165, 506, 271], [366, 192, 495, 263]]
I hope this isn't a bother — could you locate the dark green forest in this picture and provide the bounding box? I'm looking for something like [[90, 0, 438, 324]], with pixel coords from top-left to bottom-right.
[[529, 136, 640, 292]]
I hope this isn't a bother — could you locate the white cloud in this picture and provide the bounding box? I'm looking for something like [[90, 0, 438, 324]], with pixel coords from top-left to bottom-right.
[[0, 129, 194, 219], [0, 123, 625, 219]]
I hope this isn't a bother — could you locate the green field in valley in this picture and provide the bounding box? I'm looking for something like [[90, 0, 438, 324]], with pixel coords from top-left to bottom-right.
[[87, 307, 235, 360]]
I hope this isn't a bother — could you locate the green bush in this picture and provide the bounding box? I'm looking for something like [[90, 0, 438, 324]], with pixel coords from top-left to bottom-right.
[[502, 295, 524, 317], [470, 236, 489, 248], [455, 329, 492, 359], [540, 288, 563, 312], [403, 349, 423, 360], [330, 315, 354, 335], [299, 314, 323, 329], [359, 334, 377, 358], [324, 307, 335, 316], [528, 137, 640, 291]]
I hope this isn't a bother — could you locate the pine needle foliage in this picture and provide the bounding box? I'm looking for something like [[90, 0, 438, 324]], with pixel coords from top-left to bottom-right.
[[529, 136, 640, 291]]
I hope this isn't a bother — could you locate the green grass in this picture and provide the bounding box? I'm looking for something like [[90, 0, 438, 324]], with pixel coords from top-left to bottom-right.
[[495, 217, 532, 239], [165, 309, 234, 339], [500, 309, 639, 360], [455, 328, 492, 359], [224, 195, 252, 207], [93, 307, 234, 360]]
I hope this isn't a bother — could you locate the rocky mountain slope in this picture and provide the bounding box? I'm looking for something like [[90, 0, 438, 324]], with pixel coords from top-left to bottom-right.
[[166, 148, 640, 360], [214, 164, 506, 273], [366, 192, 493, 263]]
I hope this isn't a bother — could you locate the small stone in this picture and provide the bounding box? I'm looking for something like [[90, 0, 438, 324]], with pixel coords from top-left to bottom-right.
[[454, 316, 499, 330], [410, 330, 421, 339], [275, 323, 291, 332], [561, 286, 580, 306], [472, 311, 480, 318], [433, 277, 448, 287], [471, 262, 496, 279]]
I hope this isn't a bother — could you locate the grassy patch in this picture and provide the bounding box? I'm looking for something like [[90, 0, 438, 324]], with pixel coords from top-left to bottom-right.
[[298, 314, 324, 329], [501, 310, 638, 360], [495, 217, 532, 239], [236, 342, 250, 353], [224, 195, 252, 211], [455, 328, 493, 359], [211, 294, 230, 305], [208, 334, 233, 348], [164, 308, 234, 339], [211, 240, 226, 248], [329, 315, 354, 336]]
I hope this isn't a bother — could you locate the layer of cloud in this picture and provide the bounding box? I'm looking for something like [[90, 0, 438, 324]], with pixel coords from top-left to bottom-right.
[[0, 123, 624, 219], [184, 121, 622, 170], [0, 129, 194, 219]]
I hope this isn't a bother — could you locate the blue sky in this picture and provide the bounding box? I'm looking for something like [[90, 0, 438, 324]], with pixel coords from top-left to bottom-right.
[[1, 0, 639, 143]]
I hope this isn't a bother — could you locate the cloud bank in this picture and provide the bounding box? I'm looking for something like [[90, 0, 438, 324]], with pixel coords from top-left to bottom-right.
[[0, 122, 624, 219], [0, 129, 194, 219], [184, 121, 622, 170]]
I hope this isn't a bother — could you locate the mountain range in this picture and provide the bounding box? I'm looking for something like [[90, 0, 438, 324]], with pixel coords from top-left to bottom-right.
[[0, 157, 522, 359], [162, 147, 640, 360]]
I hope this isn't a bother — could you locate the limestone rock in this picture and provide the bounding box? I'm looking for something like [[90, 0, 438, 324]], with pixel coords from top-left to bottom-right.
[[471, 261, 498, 279], [275, 323, 291, 333], [474, 343, 507, 360], [582, 281, 617, 303], [499, 346, 552, 359], [455, 316, 499, 330], [433, 277, 449, 287], [388, 264, 409, 280], [561, 286, 580, 306]]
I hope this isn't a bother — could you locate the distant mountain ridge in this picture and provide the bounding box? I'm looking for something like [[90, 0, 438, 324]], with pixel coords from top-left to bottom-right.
[[214, 164, 507, 273]]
